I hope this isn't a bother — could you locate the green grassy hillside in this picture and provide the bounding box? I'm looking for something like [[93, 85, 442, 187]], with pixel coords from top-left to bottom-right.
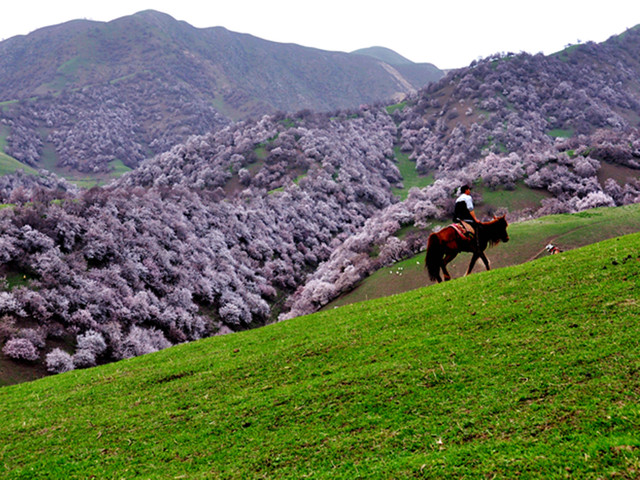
[[328, 203, 640, 308], [0, 151, 38, 176], [0, 125, 39, 176], [1, 230, 639, 478]]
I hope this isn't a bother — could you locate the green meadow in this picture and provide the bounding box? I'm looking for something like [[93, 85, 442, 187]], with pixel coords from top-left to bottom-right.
[[1, 218, 639, 478], [392, 146, 435, 200], [0, 125, 39, 176]]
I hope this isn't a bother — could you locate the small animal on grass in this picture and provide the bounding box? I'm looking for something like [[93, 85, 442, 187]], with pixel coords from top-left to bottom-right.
[[545, 243, 562, 255], [425, 215, 510, 283]]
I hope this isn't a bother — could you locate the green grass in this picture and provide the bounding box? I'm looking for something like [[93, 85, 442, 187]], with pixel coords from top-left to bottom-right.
[[108, 159, 132, 177], [547, 128, 574, 138], [553, 44, 582, 62], [386, 101, 407, 114], [57, 56, 84, 77], [482, 135, 509, 154], [1, 230, 639, 478], [0, 125, 39, 176], [2, 272, 32, 291], [280, 118, 296, 128], [478, 182, 551, 214], [35, 141, 125, 188], [391, 146, 435, 200], [255, 146, 268, 160], [0, 151, 39, 176]]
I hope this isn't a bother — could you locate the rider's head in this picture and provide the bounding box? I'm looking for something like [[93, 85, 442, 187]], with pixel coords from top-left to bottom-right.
[[460, 185, 470, 194]]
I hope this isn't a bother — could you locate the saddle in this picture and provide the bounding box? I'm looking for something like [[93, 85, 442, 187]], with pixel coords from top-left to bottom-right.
[[452, 221, 475, 239]]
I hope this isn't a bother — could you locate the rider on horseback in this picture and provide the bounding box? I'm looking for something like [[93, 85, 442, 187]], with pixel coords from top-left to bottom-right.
[[454, 185, 479, 246]]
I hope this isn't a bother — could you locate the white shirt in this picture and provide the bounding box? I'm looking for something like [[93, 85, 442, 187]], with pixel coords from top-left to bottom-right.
[[456, 192, 474, 211]]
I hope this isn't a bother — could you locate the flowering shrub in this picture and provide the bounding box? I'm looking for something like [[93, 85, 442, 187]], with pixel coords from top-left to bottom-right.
[[45, 348, 74, 373], [2, 338, 39, 362]]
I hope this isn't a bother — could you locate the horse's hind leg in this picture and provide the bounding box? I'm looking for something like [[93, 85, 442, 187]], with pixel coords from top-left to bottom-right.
[[442, 252, 457, 281]]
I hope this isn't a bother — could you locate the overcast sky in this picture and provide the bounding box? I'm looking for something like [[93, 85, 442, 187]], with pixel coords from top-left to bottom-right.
[[4, 0, 640, 70]]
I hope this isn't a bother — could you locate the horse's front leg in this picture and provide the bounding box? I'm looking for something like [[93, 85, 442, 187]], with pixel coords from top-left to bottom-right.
[[465, 252, 479, 276], [442, 252, 458, 281], [479, 252, 491, 271]]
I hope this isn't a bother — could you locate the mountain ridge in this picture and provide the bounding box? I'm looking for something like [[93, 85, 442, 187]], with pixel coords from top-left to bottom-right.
[[351, 46, 417, 65], [0, 10, 444, 175], [0, 9, 443, 105]]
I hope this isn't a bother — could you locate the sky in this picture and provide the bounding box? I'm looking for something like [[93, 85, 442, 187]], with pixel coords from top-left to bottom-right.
[[4, 1, 640, 70]]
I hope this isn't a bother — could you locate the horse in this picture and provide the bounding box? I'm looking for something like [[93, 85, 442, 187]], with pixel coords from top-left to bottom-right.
[[425, 215, 509, 283]]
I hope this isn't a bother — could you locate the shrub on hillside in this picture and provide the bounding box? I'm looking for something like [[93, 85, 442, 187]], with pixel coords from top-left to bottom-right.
[[45, 348, 74, 373], [120, 327, 171, 359], [72, 349, 97, 369], [2, 338, 39, 362], [76, 330, 108, 357]]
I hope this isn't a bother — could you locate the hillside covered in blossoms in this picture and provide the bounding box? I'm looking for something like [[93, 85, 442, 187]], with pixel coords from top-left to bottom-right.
[[1, 24, 640, 380]]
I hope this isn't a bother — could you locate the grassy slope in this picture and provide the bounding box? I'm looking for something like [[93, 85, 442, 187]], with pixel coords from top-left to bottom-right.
[[0, 125, 39, 176], [391, 146, 434, 200], [39, 141, 131, 188], [1, 123, 130, 186], [1, 232, 639, 479], [0, 152, 38, 176], [328, 203, 640, 308]]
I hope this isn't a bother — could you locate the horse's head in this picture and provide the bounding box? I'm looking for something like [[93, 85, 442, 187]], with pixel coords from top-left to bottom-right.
[[489, 215, 509, 243], [492, 215, 510, 243]]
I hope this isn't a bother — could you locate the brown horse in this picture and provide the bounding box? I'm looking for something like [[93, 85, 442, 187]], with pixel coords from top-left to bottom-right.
[[425, 215, 509, 283]]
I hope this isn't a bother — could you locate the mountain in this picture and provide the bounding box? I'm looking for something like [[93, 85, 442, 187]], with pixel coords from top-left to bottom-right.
[[351, 46, 444, 93], [351, 46, 416, 65], [0, 10, 444, 176], [0, 10, 444, 110]]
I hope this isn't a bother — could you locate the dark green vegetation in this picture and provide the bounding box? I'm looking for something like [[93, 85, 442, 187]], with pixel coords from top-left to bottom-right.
[[329, 203, 640, 308], [1, 230, 639, 478]]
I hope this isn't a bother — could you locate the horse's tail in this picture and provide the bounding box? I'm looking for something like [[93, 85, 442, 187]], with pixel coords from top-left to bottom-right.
[[425, 233, 442, 282]]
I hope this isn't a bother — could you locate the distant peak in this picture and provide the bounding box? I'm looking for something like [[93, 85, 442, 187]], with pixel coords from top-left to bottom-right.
[[125, 10, 180, 26], [351, 46, 414, 66], [132, 9, 173, 18]]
